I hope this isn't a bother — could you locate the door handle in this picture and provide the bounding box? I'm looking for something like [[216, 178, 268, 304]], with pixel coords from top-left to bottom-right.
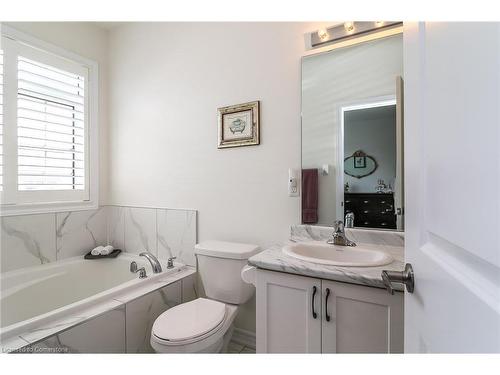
[[311, 286, 318, 319], [325, 288, 331, 322], [381, 263, 415, 295]]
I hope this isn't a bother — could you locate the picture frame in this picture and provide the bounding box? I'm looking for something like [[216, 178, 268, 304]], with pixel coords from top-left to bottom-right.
[[218, 101, 260, 149], [354, 155, 366, 168]]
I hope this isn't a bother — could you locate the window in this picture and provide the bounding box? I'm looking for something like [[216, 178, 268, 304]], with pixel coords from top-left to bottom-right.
[[0, 27, 98, 215], [17, 56, 86, 192]]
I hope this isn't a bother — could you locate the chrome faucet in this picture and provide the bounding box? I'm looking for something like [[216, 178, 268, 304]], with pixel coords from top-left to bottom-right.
[[139, 251, 163, 273], [345, 212, 354, 228], [327, 220, 356, 247]]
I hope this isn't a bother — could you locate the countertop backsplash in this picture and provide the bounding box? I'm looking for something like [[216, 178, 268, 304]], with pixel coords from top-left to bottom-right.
[[290, 224, 404, 247]]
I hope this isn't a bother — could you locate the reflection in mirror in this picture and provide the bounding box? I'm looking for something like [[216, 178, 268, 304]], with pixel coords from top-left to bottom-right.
[[301, 33, 404, 231], [344, 150, 378, 179]]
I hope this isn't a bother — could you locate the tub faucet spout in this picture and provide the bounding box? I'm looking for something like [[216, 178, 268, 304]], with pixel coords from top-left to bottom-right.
[[139, 251, 163, 273]]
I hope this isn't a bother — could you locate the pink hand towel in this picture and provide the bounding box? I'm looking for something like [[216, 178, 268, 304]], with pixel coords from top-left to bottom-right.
[[302, 169, 318, 224]]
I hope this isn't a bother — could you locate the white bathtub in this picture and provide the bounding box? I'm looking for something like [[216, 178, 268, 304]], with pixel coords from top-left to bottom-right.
[[0, 253, 185, 345]]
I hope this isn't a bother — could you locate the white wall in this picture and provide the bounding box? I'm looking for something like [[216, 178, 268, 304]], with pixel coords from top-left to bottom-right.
[[5, 22, 110, 203], [107, 22, 330, 331], [107, 23, 326, 246], [302, 34, 403, 225]]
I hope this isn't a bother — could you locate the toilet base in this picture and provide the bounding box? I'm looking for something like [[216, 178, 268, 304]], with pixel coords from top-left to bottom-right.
[[220, 324, 235, 353]]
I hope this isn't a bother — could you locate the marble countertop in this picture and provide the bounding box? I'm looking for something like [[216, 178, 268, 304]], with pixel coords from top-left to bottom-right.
[[248, 225, 405, 291]]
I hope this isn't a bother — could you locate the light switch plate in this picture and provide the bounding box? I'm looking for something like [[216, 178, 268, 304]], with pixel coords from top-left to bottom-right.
[[288, 168, 300, 197]]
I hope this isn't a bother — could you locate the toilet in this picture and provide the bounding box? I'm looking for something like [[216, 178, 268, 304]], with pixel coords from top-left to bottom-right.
[[150, 240, 260, 353]]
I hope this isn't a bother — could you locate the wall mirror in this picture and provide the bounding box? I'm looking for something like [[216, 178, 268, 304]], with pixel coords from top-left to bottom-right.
[[301, 33, 404, 231]]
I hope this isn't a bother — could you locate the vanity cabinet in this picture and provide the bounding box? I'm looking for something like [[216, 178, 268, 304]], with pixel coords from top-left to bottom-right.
[[321, 280, 403, 353], [255, 269, 403, 353], [255, 270, 321, 353]]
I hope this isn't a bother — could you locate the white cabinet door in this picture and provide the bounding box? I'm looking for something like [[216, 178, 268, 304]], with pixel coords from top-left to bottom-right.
[[404, 22, 500, 352], [256, 269, 321, 353], [322, 280, 404, 353]]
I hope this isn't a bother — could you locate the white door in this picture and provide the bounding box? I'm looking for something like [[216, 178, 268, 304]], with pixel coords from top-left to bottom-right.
[[404, 22, 500, 352], [255, 269, 321, 353]]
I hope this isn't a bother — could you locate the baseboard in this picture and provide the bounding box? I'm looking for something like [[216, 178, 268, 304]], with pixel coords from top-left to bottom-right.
[[231, 328, 256, 349]]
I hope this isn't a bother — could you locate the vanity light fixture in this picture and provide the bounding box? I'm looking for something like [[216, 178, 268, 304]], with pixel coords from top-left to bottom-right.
[[317, 28, 329, 41], [310, 21, 402, 48], [344, 22, 355, 32]]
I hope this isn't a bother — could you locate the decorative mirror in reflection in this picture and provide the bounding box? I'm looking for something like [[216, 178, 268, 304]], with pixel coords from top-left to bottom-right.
[[344, 150, 378, 179], [301, 33, 404, 231]]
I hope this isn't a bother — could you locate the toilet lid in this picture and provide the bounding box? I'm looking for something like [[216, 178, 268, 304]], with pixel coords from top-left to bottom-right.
[[152, 298, 226, 342]]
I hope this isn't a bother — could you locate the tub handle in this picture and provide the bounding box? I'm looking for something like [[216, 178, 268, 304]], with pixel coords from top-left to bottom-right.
[[130, 261, 138, 273], [167, 257, 177, 269], [133, 267, 147, 279]]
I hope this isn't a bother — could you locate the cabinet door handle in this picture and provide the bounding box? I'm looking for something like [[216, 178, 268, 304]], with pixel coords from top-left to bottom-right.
[[325, 288, 331, 322], [311, 286, 318, 319], [325, 288, 330, 322]]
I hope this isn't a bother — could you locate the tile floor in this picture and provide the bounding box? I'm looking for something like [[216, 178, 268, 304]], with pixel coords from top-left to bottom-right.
[[227, 341, 256, 354]]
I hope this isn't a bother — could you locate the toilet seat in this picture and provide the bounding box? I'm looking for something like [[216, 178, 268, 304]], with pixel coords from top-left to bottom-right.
[[151, 299, 239, 353], [152, 298, 227, 346]]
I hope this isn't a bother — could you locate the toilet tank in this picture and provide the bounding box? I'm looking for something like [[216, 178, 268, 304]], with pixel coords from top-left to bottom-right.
[[194, 240, 260, 305]]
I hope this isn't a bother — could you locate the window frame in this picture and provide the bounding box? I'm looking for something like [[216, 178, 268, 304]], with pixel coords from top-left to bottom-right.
[[0, 25, 99, 216]]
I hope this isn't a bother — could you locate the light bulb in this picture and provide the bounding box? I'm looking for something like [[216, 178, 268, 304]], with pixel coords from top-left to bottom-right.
[[317, 28, 329, 41], [344, 22, 355, 32]]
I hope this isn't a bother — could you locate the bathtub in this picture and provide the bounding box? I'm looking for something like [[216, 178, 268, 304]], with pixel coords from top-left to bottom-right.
[[0, 253, 188, 348]]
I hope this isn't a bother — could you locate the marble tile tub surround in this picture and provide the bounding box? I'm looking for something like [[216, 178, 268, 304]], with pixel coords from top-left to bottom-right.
[[1, 213, 57, 273], [5, 269, 196, 353], [107, 206, 197, 265], [56, 208, 108, 260], [247, 224, 405, 291], [1, 205, 197, 273]]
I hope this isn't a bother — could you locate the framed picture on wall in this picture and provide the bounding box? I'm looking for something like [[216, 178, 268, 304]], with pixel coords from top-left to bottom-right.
[[354, 155, 366, 168], [218, 101, 260, 148]]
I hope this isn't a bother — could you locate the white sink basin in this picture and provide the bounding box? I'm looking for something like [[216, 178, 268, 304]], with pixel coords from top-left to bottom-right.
[[282, 242, 393, 267]]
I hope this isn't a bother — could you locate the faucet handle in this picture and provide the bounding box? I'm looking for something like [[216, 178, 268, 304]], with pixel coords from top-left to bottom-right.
[[167, 257, 177, 269]]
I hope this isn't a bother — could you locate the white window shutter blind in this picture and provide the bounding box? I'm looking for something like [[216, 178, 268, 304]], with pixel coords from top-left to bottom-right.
[[17, 56, 86, 191], [0, 29, 95, 213]]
